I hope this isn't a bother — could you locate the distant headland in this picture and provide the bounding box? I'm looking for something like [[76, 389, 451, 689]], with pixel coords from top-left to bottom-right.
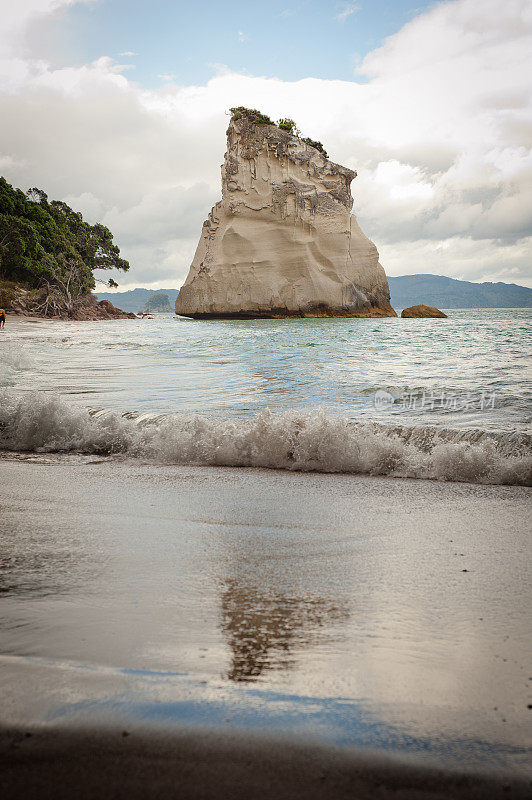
[[97, 276, 532, 313], [388, 274, 531, 309]]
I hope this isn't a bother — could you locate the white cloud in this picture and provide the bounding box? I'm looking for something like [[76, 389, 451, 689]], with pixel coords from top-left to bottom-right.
[[379, 236, 532, 284], [335, 3, 360, 23], [119, 51, 138, 57], [0, 0, 531, 290], [237, 30, 248, 43], [0, 0, 94, 57]]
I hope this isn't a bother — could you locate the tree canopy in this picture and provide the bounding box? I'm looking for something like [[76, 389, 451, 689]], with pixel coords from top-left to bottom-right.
[[0, 177, 129, 294]]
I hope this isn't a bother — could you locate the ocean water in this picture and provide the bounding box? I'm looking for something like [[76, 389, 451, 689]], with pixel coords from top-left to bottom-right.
[[1, 309, 530, 485]]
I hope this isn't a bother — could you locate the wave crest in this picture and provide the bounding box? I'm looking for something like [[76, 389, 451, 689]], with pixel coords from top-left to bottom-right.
[[0, 391, 530, 486]]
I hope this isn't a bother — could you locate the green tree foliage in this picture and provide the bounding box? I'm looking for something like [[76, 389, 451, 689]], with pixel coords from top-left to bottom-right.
[[229, 107, 274, 125], [277, 118, 296, 134], [0, 177, 129, 294], [302, 137, 328, 158]]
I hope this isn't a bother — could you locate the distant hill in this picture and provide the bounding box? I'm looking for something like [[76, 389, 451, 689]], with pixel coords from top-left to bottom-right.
[[388, 274, 532, 309], [94, 287, 179, 313], [95, 276, 532, 313]]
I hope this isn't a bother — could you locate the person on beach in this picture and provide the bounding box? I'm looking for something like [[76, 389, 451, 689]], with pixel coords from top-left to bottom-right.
[[0, 308, 5, 329]]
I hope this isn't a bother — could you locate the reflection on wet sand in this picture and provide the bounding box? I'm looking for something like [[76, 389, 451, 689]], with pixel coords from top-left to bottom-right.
[[0, 519, 90, 599], [221, 580, 349, 682]]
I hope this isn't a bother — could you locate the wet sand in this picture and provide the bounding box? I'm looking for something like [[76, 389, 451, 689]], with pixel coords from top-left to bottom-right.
[[1, 457, 531, 797], [1, 724, 530, 800], [4, 314, 47, 325]]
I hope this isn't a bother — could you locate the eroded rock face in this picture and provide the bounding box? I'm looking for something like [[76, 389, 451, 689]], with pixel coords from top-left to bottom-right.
[[401, 304, 448, 318], [175, 118, 396, 318]]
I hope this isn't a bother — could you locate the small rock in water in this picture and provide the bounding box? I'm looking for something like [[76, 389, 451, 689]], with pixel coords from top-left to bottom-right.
[[401, 304, 448, 318]]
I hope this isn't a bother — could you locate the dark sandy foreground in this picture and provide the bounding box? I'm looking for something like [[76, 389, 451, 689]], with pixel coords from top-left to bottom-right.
[[1, 725, 530, 800]]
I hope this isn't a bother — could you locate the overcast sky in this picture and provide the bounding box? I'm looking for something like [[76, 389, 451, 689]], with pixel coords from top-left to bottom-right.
[[1, 0, 531, 290]]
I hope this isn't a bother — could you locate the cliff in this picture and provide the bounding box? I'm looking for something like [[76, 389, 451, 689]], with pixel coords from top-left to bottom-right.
[[175, 116, 396, 318]]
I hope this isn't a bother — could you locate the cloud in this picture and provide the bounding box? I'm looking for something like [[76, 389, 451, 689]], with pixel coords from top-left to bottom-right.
[[0, 0, 94, 57], [0, 0, 531, 289], [119, 51, 138, 57], [237, 30, 248, 43], [335, 3, 360, 23]]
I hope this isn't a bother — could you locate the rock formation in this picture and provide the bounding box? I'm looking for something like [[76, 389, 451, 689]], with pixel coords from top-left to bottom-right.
[[401, 304, 448, 318], [175, 114, 396, 318]]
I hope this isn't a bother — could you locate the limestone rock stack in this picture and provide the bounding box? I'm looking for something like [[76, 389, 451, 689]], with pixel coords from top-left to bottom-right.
[[175, 114, 396, 318]]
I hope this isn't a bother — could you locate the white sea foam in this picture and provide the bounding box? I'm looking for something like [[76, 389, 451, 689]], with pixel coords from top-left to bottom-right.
[[0, 345, 33, 387], [0, 390, 530, 486]]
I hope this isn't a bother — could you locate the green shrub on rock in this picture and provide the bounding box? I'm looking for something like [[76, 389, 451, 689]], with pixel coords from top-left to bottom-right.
[[277, 118, 296, 134], [302, 137, 328, 158], [229, 107, 274, 125]]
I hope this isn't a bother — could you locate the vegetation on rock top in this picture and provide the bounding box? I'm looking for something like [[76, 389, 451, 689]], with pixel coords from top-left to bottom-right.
[[277, 117, 298, 134], [229, 107, 328, 159], [302, 137, 328, 158], [229, 107, 274, 125]]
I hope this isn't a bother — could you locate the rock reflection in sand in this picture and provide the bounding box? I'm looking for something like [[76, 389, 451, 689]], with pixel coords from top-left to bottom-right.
[[220, 581, 349, 682]]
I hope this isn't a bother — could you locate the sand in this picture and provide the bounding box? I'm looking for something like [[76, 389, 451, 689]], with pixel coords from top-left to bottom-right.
[[1, 724, 530, 800], [1, 457, 531, 798]]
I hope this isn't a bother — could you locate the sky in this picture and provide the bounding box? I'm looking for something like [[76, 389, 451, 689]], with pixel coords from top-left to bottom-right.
[[1, 0, 531, 290]]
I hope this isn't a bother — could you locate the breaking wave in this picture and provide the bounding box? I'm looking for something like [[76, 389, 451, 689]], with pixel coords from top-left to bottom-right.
[[0, 391, 530, 486]]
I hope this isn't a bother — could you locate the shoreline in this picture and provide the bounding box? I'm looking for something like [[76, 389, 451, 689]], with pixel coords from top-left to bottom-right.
[[1, 724, 530, 800], [5, 313, 49, 323], [4, 311, 139, 324]]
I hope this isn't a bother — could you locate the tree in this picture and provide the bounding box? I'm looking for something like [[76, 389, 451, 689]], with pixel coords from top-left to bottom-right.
[[0, 176, 129, 292], [0, 214, 41, 280], [34, 255, 88, 317]]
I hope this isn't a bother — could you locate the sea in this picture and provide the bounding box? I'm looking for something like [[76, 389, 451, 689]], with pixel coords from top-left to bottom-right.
[[1, 309, 531, 779], [0, 309, 531, 485]]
